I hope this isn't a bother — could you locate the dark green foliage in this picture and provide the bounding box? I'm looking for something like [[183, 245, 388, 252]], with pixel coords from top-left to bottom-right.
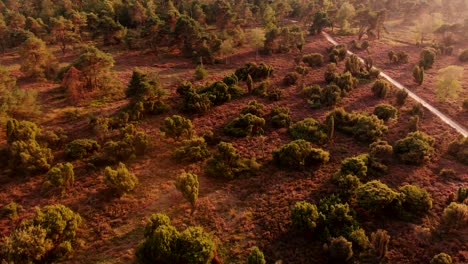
[[272, 139, 330, 168], [64, 139, 100, 160], [411, 103, 425, 117], [369, 140, 393, 163], [419, 48, 436, 69], [431, 253, 453, 264], [202, 130, 221, 146], [399, 184, 432, 217], [104, 162, 138, 196], [173, 137, 209, 163], [195, 65, 207, 80], [349, 228, 370, 252], [318, 197, 359, 238], [321, 84, 341, 106], [247, 247, 266, 264], [353, 114, 387, 143], [373, 104, 398, 121], [204, 142, 259, 179], [441, 202, 468, 228], [339, 155, 368, 179], [1, 205, 81, 263], [328, 236, 353, 263], [295, 66, 309, 75], [241, 101, 265, 117], [182, 88, 213, 114], [177, 81, 193, 96], [198, 81, 231, 105], [459, 49, 468, 62], [270, 106, 291, 128], [388, 51, 408, 64], [268, 88, 282, 101], [345, 54, 363, 76], [334, 72, 358, 94], [6, 119, 40, 144], [371, 80, 391, 98], [309, 11, 331, 35], [160, 115, 194, 140], [356, 180, 401, 214], [175, 172, 199, 209], [324, 63, 338, 83], [327, 45, 348, 64], [291, 201, 320, 233], [289, 118, 328, 144], [456, 186, 468, 203], [1, 202, 22, 220], [395, 89, 408, 106], [394, 131, 435, 165], [8, 139, 53, 175], [303, 84, 322, 108], [302, 53, 324, 67], [413, 65, 424, 85], [224, 113, 265, 137], [326, 108, 359, 135], [44, 163, 74, 191], [252, 81, 269, 97], [136, 214, 216, 264], [447, 136, 468, 165], [234, 62, 274, 82], [283, 71, 300, 86]]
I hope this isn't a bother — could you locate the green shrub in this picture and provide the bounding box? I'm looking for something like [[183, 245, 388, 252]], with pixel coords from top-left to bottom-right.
[[447, 136, 468, 165], [459, 49, 468, 62], [349, 228, 370, 251], [283, 71, 300, 86], [247, 247, 266, 264], [369, 140, 393, 162], [241, 100, 265, 117], [353, 114, 387, 143], [339, 155, 368, 179], [224, 113, 265, 137], [64, 139, 100, 160], [335, 174, 362, 199], [371, 80, 391, 98], [234, 62, 274, 81], [295, 65, 309, 75], [177, 80, 193, 96], [411, 103, 425, 117], [335, 72, 358, 94], [182, 88, 212, 114], [194, 65, 207, 80], [303, 84, 322, 108], [6, 119, 41, 144], [1, 205, 81, 263], [399, 184, 432, 217], [456, 186, 468, 203], [175, 172, 199, 210], [302, 53, 324, 67], [345, 54, 364, 77], [198, 81, 232, 105], [419, 48, 436, 69], [1, 202, 22, 220], [321, 84, 341, 106], [104, 162, 138, 196], [388, 51, 409, 64], [394, 131, 435, 165], [373, 104, 398, 121], [272, 139, 330, 168], [291, 201, 320, 233], [327, 45, 347, 63], [395, 89, 408, 106], [136, 214, 216, 264], [270, 106, 291, 128], [43, 163, 74, 191], [160, 115, 194, 140], [8, 139, 53, 175], [328, 236, 353, 263], [356, 180, 401, 214], [413, 65, 424, 85], [431, 253, 452, 264], [202, 130, 221, 146], [289, 118, 328, 144], [204, 142, 259, 179], [325, 108, 359, 135], [442, 202, 468, 229], [319, 198, 359, 238], [324, 63, 338, 83], [268, 87, 282, 101], [252, 81, 269, 97], [173, 137, 209, 163]]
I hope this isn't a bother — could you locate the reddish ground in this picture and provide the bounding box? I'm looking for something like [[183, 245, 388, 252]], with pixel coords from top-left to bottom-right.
[[0, 32, 467, 264]]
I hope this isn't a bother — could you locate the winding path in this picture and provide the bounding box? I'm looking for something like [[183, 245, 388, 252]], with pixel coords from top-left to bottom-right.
[[322, 32, 468, 137]]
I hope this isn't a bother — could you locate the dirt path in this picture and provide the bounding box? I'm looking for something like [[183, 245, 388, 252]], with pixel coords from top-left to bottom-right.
[[322, 31, 468, 137]]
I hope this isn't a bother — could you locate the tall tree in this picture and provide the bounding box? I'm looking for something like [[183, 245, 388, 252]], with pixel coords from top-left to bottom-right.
[[72, 45, 115, 90], [435, 65, 463, 102], [19, 37, 57, 79], [50, 16, 80, 54]]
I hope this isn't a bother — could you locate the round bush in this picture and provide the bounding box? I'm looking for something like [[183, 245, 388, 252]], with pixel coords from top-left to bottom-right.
[[247, 247, 266, 264], [289, 118, 328, 144], [64, 139, 100, 160], [399, 184, 432, 216], [104, 162, 138, 196], [431, 253, 452, 264], [394, 131, 435, 165], [291, 201, 320, 233], [328, 236, 353, 262], [356, 180, 400, 214], [371, 80, 391, 98], [442, 202, 468, 229], [373, 104, 398, 121], [272, 139, 330, 168]]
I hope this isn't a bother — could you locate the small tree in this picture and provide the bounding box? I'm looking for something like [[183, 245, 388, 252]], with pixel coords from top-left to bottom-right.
[[399, 184, 432, 217], [373, 104, 398, 121], [291, 201, 320, 233], [435, 65, 463, 102], [309, 11, 331, 35], [412, 65, 424, 85], [395, 89, 408, 106], [224, 113, 265, 137], [160, 115, 194, 140], [431, 253, 453, 264], [394, 131, 435, 165], [43, 162, 74, 192], [289, 118, 328, 144], [328, 236, 353, 263], [173, 137, 210, 163], [356, 180, 400, 214], [19, 36, 57, 80], [249, 28, 265, 60], [419, 48, 436, 69], [175, 172, 199, 212], [447, 136, 468, 165], [272, 139, 330, 168], [64, 139, 100, 160], [247, 247, 266, 264], [104, 162, 138, 196], [371, 80, 391, 98], [441, 202, 468, 229], [194, 65, 208, 80]]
